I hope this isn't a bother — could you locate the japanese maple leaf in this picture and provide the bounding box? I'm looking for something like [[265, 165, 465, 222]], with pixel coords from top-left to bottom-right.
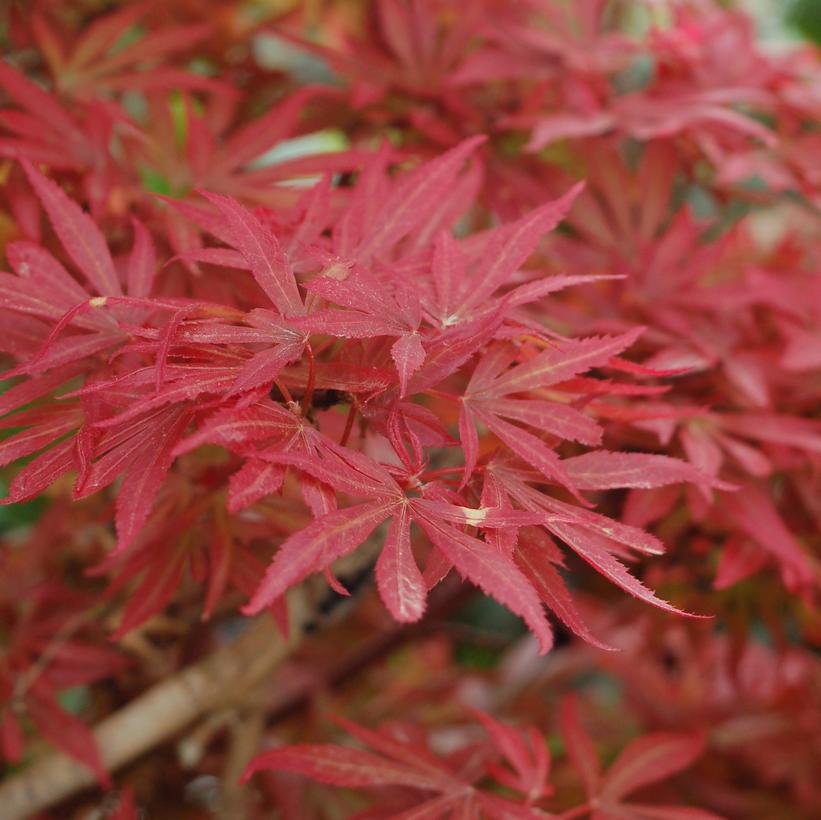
[[0, 583, 126, 786], [0, 59, 103, 171], [243, 712, 553, 817], [89, 478, 276, 637], [242, 438, 555, 652], [472, 709, 553, 806], [0, 162, 206, 551], [459, 329, 643, 489], [136, 86, 364, 234], [70, 187, 312, 454], [191, 136, 489, 395], [506, 5, 778, 157], [339, 135, 486, 264], [173, 397, 338, 517], [2, 159, 189, 385], [0, 10, 222, 216], [278, 0, 490, 104], [523, 88, 776, 154], [181, 134, 484, 274], [483, 458, 712, 625], [291, 263, 427, 397], [23, 4, 214, 99], [417, 181, 588, 334], [197, 191, 305, 317], [559, 696, 722, 820]]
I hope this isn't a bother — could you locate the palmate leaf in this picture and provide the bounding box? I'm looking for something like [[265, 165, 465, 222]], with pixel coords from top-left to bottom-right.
[[126, 218, 157, 299], [477, 329, 645, 396], [459, 329, 644, 488], [514, 530, 616, 651], [559, 697, 720, 820], [353, 135, 486, 262], [243, 743, 454, 792], [242, 501, 393, 614], [472, 709, 552, 803], [720, 482, 815, 591], [243, 711, 551, 816], [242, 442, 555, 650], [113, 406, 193, 552], [600, 733, 707, 802], [414, 506, 554, 654], [484, 461, 703, 623], [448, 181, 584, 318], [0, 59, 95, 170], [293, 266, 427, 395], [22, 160, 122, 296], [375, 503, 427, 622], [200, 192, 304, 317], [0, 106, 735, 700], [562, 451, 733, 495], [243, 703, 717, 818]]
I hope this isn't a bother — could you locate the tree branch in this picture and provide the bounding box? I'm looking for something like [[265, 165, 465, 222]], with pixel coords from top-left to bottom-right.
[[0, 599, 307, 820], [0, 535, 457, 818]]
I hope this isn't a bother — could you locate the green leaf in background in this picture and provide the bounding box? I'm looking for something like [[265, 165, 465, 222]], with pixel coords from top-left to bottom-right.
[[789, 0, 821, 43], [0, 485, 46, 533], [0, 380, 48, 530]]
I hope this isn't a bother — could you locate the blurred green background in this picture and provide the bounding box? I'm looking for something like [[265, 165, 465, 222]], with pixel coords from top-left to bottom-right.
[[788, 0, 821, 43]]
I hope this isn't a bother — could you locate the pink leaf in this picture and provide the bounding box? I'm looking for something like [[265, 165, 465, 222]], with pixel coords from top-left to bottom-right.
[[484, 398, 602, 446], [549, 520, 697, 617], [242, 744, 445, 790], [479, 411, 582, 499], [472, 710, 551, 801], [355, 135, 486, 261], [601, 733, 705, 801], [114, 407, 192, 552], [0, 59, 80, 137], [391, 333, 426, 397], [721, 483, 814, 589], [458, 182, 584, 311], [174, 401, 296, 456], [413, 507, 553, 654], [126, 217, 157, 298], [488, 329, 644, 395], [376, 504, 427, 622], [1, 439, 76, 504], [27, 688, 110, 787], [229, 342, 304, 395], [228, 461, 286, 513], [0, 409, 80, 467], [22, 161, 122, 295], [559, 696, 601, 798], [290, 308, 399, 338], [330, 716, 453, 779], [458, 401, 479, 489], [6, 241, 89, 305], [562, 451, 731, 495], [244, 502, 392, 614], [431, 230, 464, 317], [515, 534, 615, 651], [201, 192, 303, 316], [409, 306, 505, 393]]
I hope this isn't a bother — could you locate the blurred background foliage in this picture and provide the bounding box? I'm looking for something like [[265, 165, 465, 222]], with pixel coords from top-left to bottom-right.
[[789, 0, 821, 44]]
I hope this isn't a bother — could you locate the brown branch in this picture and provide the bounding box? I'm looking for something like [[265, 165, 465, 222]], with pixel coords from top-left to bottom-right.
[[0, 598, 308, 820], [0, 533, 464, 818], [219, 700, 267, 820]]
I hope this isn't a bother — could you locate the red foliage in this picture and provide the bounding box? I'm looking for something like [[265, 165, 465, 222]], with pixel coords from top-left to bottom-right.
[[0, 1, 818, 817]]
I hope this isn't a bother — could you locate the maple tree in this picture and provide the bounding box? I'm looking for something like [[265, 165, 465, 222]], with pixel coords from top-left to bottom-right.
[[0, 1, 819, 817]]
